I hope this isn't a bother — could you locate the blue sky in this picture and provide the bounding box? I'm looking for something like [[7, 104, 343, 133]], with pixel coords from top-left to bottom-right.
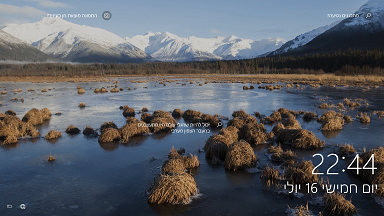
[[0, 0, 366, 40]]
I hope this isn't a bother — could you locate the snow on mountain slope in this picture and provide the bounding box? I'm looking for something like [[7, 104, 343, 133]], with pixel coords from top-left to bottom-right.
[[2, 17, 152, 63], [344, 0, 384, 28], [0, 30, 53, 62], [271, 21, 340, 55], [125, 32, 286, 62]]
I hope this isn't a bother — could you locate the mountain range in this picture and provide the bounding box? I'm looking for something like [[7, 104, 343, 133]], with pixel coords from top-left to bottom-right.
[[0, 0, 383, 63]]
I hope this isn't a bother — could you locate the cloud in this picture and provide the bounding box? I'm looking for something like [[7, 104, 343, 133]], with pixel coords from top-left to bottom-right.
[[26, 0, 73, 8], [0, 4, 46, 18]]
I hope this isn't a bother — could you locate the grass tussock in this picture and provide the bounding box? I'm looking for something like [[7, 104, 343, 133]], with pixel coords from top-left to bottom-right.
[[65, 125, 81, 134], [182, 154, 200, 169], [338, 144, 356, 157], [261, 164, 279, 185], [271, 149, 297, 162], [149, 110, 177, 133], [201, 114, 221, 127], [318, 103, 329, 109], [324, 192, 358, 216], [321, 118, 344, 131], [172, 109, 183, 118], [5, 110, 16, 116], [119, 120, 149, 143], [204, 126, 239, 160], [141, 107, 149, 112], [100, 121, 118, 132], [268, 145, 283, 153], [122, 106, 135, 117], [228, 113, 258, 129], [22, 108, 43, 126], [276, 129, 325, 149], [79, 102, 86, 108], [182, 109, 202, 121], [286, 203, 312, 216], [45, 130, 62, 140], [83, 126, 97, 136], [239, 123, 267, 145], [77, 88, 85, 94], [272, 123, 285, 134], [358, 147, 384, 184], [343, 115, 353, 123], [98, 128, 121, 143], [94, 88, 100, 93], [45, 153, 56, 162], [161, 159, 186, 175], [317, 111, 338, 122], [357, 113, 370, 123], [148, 173, 198, 204], [168, 146, 182, 159], [224, 140, 257, 171], [110, 88, 119, 93], [40, 108, 51, 120], [282, 118, 301, 130], [284, 160, 318, 184], [140, 113, 152, 123]]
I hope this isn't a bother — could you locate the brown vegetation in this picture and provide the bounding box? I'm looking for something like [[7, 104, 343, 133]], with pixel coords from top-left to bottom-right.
[[78, 88, 85, 94], [98, 128, 121, 143], [357, 113, 370, 123], [321, 118, 344, 131], [224, 140, 257, 171], [284, 160, 318, 184], [122, 106, 135, 117], [79, 102, 86, 108], [338, 144, 356, 157], [83, 126, 97, 136], [161, 159, 185, 175], [204, 126, 239, 160], [100, 121, 118, 132], [182, 109, 202, 121], [276, 129, 325, 149], [172, 108, 183, 118], [119, 120, 149, 143], [271, 149, 297, 162], [65, 125, 81, 134], [147, 173, 198, 204], [324, 192, 358, 216], [45, 130, 62, 140], [261, 164, 279, 185]]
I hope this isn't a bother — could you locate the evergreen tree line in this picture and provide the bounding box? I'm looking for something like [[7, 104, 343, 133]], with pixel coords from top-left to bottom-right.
[[0, 49, 383, 77]]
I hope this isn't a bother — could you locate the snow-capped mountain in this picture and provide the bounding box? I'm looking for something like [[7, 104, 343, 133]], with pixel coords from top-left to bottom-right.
[[270, 0, 384, 56], [0, 29, 52, 62], [2, 17, 152, 63], [271, 21, 341, 55], [125, 32, 286, 62]]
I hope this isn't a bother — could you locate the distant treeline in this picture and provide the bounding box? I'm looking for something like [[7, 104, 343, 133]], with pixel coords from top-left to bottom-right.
[[0, 49, 383, 77]]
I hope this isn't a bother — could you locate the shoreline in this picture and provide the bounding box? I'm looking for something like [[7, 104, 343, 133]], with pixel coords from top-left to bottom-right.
[[0, 74, 383, 87]]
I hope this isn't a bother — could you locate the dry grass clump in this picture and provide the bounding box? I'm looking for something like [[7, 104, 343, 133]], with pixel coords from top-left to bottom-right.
[[101, 87, 108, 93], [182, 109, 202, 121], [5, 110, 16, 116], [324, 192, 357, 216], [110, 88, 119, 93], [172, 109, 183, 118], [318, 103, 329, 109], [201, 114, 220, 127], [45, 130, 62, 140], [83, 126, 97, 136], [45, 153, 56, 162], [376, 111, 384, 117], [284, 160, 318, 184], [336, 102, 344, 108], [271, 149, 297, 162], [287, 203, 312, 216], [343, 98, 361, 108], [122, 106, 135, 117], [224, 140, 257, 171], [147, 173, 198, 204], [1, 91, 6, 95], [141, 112, 152, 123], [204, 126, 239, 160], [98, 128, 121, 143], [282, 118, 301, 130], [357, 147, 384, 184], [126, 117, 138, 124], [278, 108, 297, 119], [317, 111, 337, 122], [65, 125, 81, 134], [94, 88, 100, 93], [356, 113, 370, 123], [182, 154, 200, 169], [77, 88, 85, 94], [22, 108, 43, 126], [272, 123, 285, 134], [338, 144, 356, 157], [153, 110, 172, 118], [243, 86, 249, 90], [100, 121, 118, 132], [261, 165, 279, 185], [232, 110, 248, 118], [78, 102, 86, 108], [161, 159, 186, 175], [276, 129, 325, 149], [238, 123, 268, 145], [3, 135, 18, 144], [262, 111, 282, 123], [268, 145, 283, 153], [40, 108, 51, 120], [321, 118, 344, 131], [119, 121, 149, 143], [228, 114, 258, 129], [149, 116, 176, 133], [343, 115, 353, 123], [77, 86, 82, 89], [141, 107, 149, 112], [168, 146, 182, 159]]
